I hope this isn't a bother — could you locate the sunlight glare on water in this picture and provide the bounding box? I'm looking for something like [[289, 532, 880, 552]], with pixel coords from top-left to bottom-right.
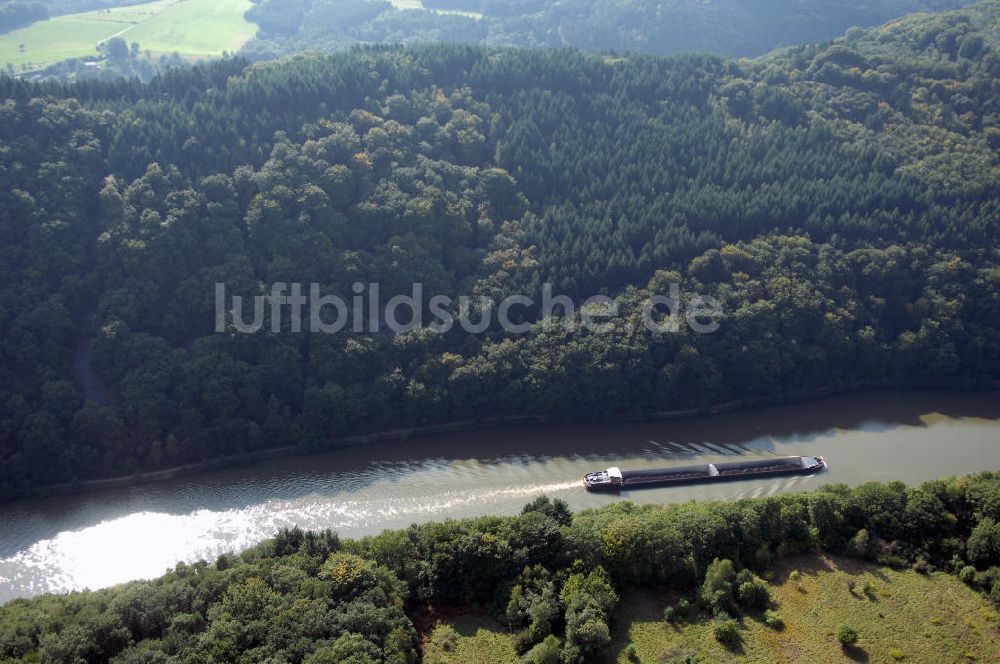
[[0, 391, 998, 602]]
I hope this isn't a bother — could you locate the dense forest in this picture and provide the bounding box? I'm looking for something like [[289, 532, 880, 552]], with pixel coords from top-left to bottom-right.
[[240, 0, 973, 60], [38, 0, 148, 15], [1, 0, 999, 497], [0, 1, 46, 34], [4, 473, 1000, 662]]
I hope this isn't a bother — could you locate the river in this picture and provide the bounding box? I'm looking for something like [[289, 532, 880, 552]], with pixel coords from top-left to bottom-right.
[[1, 390, 998, 604]]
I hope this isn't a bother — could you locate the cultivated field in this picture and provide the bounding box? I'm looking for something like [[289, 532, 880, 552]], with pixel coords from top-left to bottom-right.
[[0, 0, 255, 70]]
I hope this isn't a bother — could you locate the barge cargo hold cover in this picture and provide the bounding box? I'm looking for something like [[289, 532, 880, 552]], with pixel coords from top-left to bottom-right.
[[583, 455, 826, 491]]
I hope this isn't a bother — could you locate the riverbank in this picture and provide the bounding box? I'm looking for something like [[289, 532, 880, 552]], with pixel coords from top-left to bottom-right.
[[15, 382, 996, 503], [3, 388, 999, 601]]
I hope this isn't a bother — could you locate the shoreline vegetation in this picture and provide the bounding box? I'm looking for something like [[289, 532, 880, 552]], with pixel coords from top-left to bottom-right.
[[4, 472, 1000, 662], [20, 384, 999, 503]]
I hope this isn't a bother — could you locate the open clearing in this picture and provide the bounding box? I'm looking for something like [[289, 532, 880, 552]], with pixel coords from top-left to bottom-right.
[[388, 0, 483, 20], [0, 0, 255, 70], [439, 554, 1000, 663]]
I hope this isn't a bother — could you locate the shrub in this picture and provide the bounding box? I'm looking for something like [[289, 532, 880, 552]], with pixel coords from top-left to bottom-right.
[[880, 553, 909, 568], [428, 623, 459, 653], [990, 580, 1000, 609], [890, 647, 905, 660], [663, 597, 692, 623], [837, 625, 859, 646], [521, 634, 561, 664], [700, 559, 736, 613], [764, 610, 784, 629], [974, 566, 1000, 592], [661, 649, 705, 664], [713, 614, 740, 648], [512, 629, 535, 655], [753, 544, 772, 570], [967, 518, 1000, 568], [736, 571, 771, 610], [847, 529, 872, 558], [959, 565, 977, 585], [624, 642, 638, 661], [563, 594, 612, 663]]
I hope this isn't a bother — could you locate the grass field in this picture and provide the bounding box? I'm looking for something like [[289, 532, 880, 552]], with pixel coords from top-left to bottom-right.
[[0, 0, 256, 70], [614, 554, 1000, 663], [388, 0, 483, 20], [439, 554, 1000, 663], [429, 614, 519, 664]]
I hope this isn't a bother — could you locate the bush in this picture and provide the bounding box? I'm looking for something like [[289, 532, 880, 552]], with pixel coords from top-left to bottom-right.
[[661, 649, 705, 664], [880, 553, 909, 568], [428, 623, 459, 653], [563, 585, 613, 664], [713, 614, 740, 648], [847, 528, 872, 558], [967, 518, 1000, 567], [974, 566, 1000, 592], [663, 597, 691, 624], [837, 625, 859, 646], [889, 647, 905, 660], [512, 629, 535, 655], [959, 565, 977, 585], [624, 642, 638, 661], [990, 580, 1000, 609], [764, 610, 784, 629], [520, 635, 561, 664], [736, 570, 771, 610], [700, 559, 736, 613]]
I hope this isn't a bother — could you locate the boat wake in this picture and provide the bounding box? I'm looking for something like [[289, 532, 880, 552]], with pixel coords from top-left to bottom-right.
[[0, 478, 586, 601]]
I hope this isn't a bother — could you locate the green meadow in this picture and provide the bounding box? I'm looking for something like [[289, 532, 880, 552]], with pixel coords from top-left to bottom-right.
[[388, 0, 483, 20], [0, 0, 256, 70], [612, 555, 1000, 663], [436, 555, 1000, 663]]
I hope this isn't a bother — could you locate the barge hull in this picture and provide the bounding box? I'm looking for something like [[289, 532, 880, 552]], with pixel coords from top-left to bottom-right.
[[584, 456, 826, 491]]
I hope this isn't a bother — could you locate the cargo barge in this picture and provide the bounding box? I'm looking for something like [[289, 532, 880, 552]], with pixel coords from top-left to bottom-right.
[[583, 455, 826, 491]]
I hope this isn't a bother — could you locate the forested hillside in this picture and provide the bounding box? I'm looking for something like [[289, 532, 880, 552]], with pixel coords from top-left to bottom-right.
[[16, 1, 975, 83], [241, 0, 972, 60], [1, 1, 999, 497], [0, 2, 47, 34], [4, 473, 1000, 662]]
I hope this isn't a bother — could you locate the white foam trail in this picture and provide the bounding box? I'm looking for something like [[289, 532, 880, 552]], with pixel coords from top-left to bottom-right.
[[0, 479, 586, 598]]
